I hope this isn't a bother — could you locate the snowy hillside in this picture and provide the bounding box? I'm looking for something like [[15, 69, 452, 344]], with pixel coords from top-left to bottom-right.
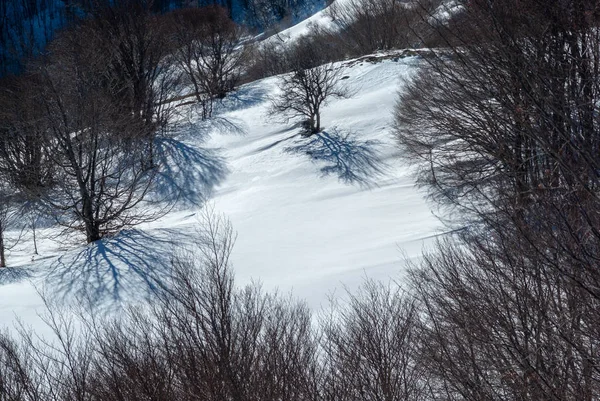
[[0, 52, 441, 330]]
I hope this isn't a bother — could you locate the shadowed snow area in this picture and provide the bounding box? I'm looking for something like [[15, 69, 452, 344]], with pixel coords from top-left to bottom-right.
[[0, 54, 441, 331], [284, 128, 387, 187]]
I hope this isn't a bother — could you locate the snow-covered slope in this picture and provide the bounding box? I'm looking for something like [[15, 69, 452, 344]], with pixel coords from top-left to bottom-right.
[[206, 56, 440, 308], [261, 5, 337, 46], [0, 53, 440, 330]]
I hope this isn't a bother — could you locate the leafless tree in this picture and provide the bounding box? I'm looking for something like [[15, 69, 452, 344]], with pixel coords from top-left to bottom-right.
[[168, 6, 248, 120], [82, 0, 179, 167], [0, 0, 184, 245], [394, 0, 600, 399], [0, 211, 6, 268], [321, 280, 427, 401], [29, 26, 164, 243], [0, 169, 30, 269], [0, 187, 14, 268], [271, 59, 348, 135]]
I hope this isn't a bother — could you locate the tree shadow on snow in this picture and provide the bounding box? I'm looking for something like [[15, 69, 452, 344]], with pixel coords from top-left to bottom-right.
[[0, 266, 32, 285], [176, 84, 267, 139], [191, 115, 248, 137], [218, 83, 268, 113], [152, 137, 229, 209], [45, 228, 191, 310], [178, 102, 249, 140], [284, 128, 388, 188]]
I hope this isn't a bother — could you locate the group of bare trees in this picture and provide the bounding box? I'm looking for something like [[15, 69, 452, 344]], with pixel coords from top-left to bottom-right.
[[253, 0, 445, 137], [5, 0, 600, 398], [0, 0, 173, 246], [1, 0, 439, 260], [327, 0, 441, 54], [393, 0, 600, 399], [0, 2, 247, 262], [169, 5, 248, 119], [0, 214, 424, 401]]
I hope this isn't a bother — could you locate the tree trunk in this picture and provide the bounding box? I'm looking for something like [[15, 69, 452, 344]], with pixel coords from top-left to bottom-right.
[[315, 112, 321, 133], [86, 221, 101, 243], [0, 221, 5, 267], [31, 217, 38, 255], [82, 194, 101, 243]]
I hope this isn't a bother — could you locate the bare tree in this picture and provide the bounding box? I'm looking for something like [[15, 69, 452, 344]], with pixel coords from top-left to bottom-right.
[[0, 189, 11, 268], [29, 26, 164, 243], [0, 171, 29, 269], [271, 60, 348, 135], [327, 0, 439, 55], [394, 0, 600, 399], [0, 0, 182, 245], [82, 0, 179, 167], [321, 280, 426, 401], [168, 6, 248, 120]]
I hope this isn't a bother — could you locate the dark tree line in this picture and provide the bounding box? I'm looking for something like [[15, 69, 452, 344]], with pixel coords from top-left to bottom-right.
[[0, 0, 325, 77], [394, 0, 600, 399], [0, 213, 426, 401], [169, 6, 249, 119]]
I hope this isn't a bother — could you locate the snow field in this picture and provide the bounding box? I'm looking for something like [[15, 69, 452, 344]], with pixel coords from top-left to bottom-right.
[[0, 48, 440, 331]]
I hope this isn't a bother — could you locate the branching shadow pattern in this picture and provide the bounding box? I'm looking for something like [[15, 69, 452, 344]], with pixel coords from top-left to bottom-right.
[[0, 267, 32, 285], [45, 228, 193, 310], [218, 83, 269, 113], [153, 138, 228, 208], [285, 128, 388, 187]]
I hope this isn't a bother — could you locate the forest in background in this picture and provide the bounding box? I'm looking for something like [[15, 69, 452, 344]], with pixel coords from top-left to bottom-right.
[[0, 0, 325, 76]]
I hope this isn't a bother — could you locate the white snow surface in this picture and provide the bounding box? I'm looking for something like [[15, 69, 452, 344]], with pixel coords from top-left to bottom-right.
[[261, 8, 336, 46], [0, 54, 442, 332]]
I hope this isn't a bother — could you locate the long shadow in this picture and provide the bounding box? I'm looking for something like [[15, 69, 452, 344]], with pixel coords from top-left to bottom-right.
[[284, 128, 388, 187], [206, 116, 247, 136], [0, 267, 32, 285], [255, 132, 300, 153], [217, 83, 268, 112], [45, 228, 191, 310], [152, 137, 229, 208], [187, 114, 248, 137]]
